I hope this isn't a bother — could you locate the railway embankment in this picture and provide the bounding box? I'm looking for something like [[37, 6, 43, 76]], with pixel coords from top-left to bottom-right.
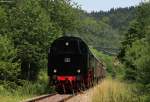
[[67, 78, 142, 102]]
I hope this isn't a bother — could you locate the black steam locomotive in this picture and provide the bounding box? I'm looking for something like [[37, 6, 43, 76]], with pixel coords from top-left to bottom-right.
[[48, 36, 105, 93]]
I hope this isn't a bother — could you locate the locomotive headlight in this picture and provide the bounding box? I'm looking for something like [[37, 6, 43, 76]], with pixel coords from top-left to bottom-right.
[[53, 69, 57, 73], [65, 42, 69, 46], [77, 69, 80, 73]]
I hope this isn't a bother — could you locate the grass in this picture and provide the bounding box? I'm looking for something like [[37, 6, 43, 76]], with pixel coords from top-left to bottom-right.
[[0, 94, 30, 102], [0, 70, 55, 102], [92, 78, 143, 102], [0, 84, 32, 102]]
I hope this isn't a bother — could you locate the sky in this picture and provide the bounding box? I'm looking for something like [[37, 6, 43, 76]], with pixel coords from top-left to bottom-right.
[[72, 0, 145, 12]]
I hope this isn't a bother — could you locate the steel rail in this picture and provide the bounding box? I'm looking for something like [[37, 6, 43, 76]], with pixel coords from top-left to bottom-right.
[[23, 93, 57, 102]]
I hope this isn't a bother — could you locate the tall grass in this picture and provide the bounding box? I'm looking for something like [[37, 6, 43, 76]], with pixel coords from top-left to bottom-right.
[[92, 79, 143, 102], [0, 70, 54, 102], [0, 84, 31, 102]]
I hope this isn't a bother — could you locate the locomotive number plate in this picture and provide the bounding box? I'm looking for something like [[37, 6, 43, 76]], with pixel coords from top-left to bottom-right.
[[64, 58, 71, 62]]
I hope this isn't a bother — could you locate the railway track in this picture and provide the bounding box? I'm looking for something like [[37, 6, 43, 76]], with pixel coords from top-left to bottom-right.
[[23, 93, 76, 102]]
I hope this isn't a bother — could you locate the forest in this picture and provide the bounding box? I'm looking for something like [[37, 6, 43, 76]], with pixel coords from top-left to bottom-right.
[[0, 0, 150, 102]]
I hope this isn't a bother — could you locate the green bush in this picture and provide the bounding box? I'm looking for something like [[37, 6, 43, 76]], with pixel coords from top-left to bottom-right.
[[0, 61, 20, 81], [0, 35, 20, 82]]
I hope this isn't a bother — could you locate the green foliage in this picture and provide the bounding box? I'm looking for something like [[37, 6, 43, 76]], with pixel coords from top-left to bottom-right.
[[134, 42, 150, 85], [90, 7, 136, 30], [8, 0, 51, 80], [42, 0, 79, 34], [118, 2, 150, 81], [124, 40, 144, 80], [118, 20, 142, 62], [0, 61, 20, 82], [118, 1, 150, 100], [0, 35, 20, 82], [0, 7, 8, 35]]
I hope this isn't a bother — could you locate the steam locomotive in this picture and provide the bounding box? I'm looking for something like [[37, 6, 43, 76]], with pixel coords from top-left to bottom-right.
[[48, 36, 105, 93]]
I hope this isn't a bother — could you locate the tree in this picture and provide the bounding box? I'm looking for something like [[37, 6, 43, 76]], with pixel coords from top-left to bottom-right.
[[41, 0, 79, 35], [119, 1, 150, 81], [0, 35, 20, 82], [9, 0, 57, 80]]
